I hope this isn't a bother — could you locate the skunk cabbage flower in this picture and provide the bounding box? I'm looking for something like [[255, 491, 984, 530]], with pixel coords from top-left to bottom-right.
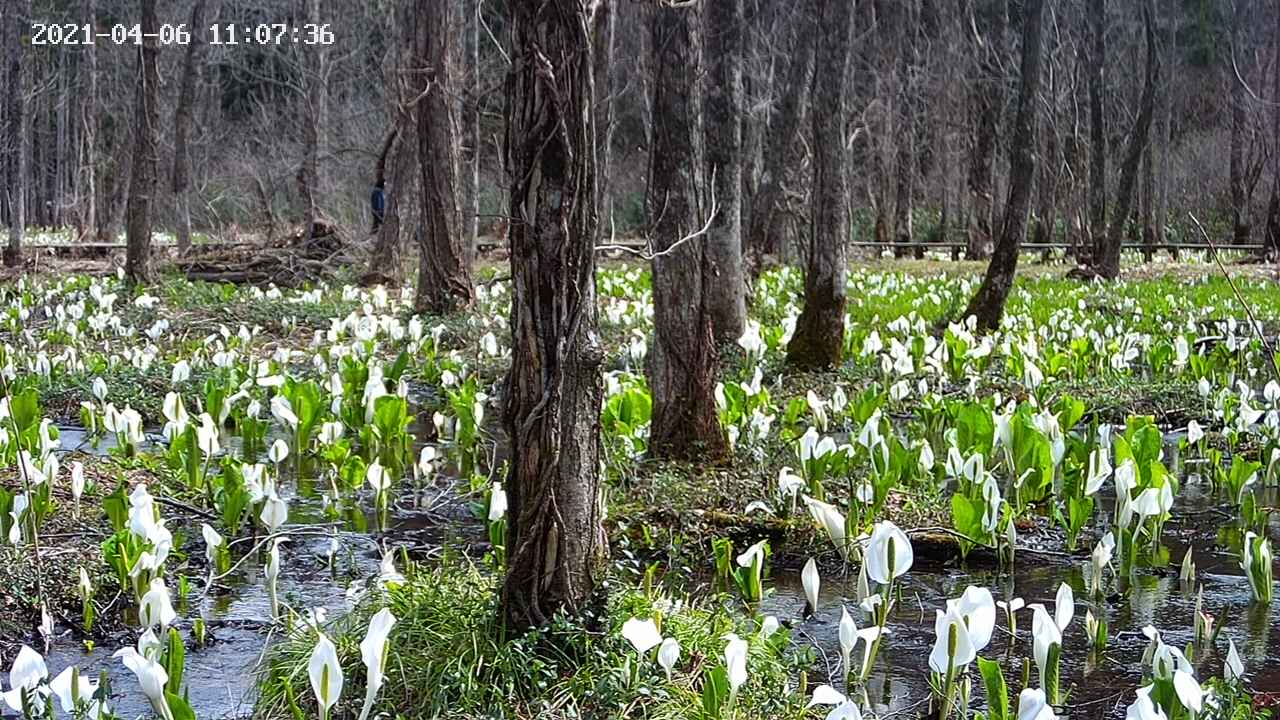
[[864, 521, 913, 584], [357, 608, 398, 720], [657, 637, 681, 681], [621, 617, 662, 656], [309, 634, 344, 720]]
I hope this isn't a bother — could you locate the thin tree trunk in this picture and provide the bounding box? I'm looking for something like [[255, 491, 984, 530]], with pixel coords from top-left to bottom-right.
[[592, 0, 615, 240], [704, 0, 746, 343], [83, 0, 98, 243], [125, 0, 160, 285], [1229, 0, 1250, 246], [367, 129, 412, 284], [464, 0, 480, 259], [786, 0, 854, 368], [1267, 0, 1280, 257], [648, 1, 728, 462], [893, 0, 918, 259], [1141, 142, 1155, 262], [501, 0, 606, 632], [298, 0, 325, 243], [1087, 0, 1107, 259], [963, 0, 1046, 331], [4, 0, 30, 267], [1096, 0, 1158, 279], [966, 0, 1005, 261], [415, 0, 473, 313], [172, 0, 211, 255], [746, 10, 814, 273], [1156, 10, 1175, 254]]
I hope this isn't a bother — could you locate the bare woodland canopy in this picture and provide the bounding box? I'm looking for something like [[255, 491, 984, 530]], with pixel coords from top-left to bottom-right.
[[1, 0, 1279, 272]]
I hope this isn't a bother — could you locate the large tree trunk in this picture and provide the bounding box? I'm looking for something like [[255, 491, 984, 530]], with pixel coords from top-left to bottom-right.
[[124, 0, 160, 286], [4, 0, 30, 268], [415, 0, 474, 313], [786, 0, 854, 368], [1095, 1, 1158, 280], [1229, 0, 1250, 246], [501, 0, 607, 632], [962, 0, 1045, 331], [172, 0, 211, 256], [745, 8, 815, 273], [466, 0, 481, 257], [1087, 0, 1107, 259], [704, 0, 747, 343], [965, 0, 1005, 261], [298, 0, 326, 244], [592, 0, 616, 240], [367, 127, 412, 284], [648, 1, 728, 462], [1267, 0, 1280, 258]]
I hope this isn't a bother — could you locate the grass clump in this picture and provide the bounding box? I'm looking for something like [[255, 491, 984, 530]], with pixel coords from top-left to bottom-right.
[[257, 555, 812, 720]]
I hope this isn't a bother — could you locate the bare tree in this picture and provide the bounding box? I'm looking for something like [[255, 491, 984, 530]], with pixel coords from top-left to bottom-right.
[[786, 0, 854, 368], [704, 0, 747, 343], [892, 0, 919, 259], [415, 0, 474, 313], [1095, 0, 1158, 279], [648, 0, 728, 461], [1087, 0, 1107, 257], [172, 0, 212, 255], [125, 0, 161, 285], [4, 0, 30, 267], [963, 0, 1046, 330], [1267, 0, 1280, 256], [746, 6, 814, 273], [592, 0, 616, 239], [1229, 0, 1251, 245], [965, 0, 1005, 261], [501, 0, 606, 632], [297, 0, 327, 244]]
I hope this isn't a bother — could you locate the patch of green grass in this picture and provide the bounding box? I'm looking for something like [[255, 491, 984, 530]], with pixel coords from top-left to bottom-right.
[[257, 554, 812, 720]]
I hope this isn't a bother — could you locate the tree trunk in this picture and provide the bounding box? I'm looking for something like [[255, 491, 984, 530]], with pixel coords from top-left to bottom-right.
[[172, 0, 211, 256], [1156, 10, 1175, 254], [965, 0, 1005, 261], [962, 0, 1045, 331], [592, 0, 616, 241], [415, 0, 473, 313], [4, 0, 30, 268], [1229, 0, 1250, 246], [745, 9, 815, 273], [1267, 0, 1280, 258], [124, 0, 160, 286], [298, 0, 325, 243], [648, 1, 728, 462], [704, 0, 746, 344], [1087, 0, 1107, 259], [82, 0, 98, 244], [367, 129, 412, 284], [786, 0, 854, 368], [467, 0, 481, 257], [1096, 1, 1158, 280], [892, 0, 918, 259], [501, 0, 607, 632]]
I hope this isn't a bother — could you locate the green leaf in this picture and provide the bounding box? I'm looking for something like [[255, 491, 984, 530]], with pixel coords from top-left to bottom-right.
[[977, 657, 1010, 720], [701, 665, 729, 720]]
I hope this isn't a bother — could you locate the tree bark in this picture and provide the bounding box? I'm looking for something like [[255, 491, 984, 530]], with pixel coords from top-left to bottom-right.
[[82, 0, 98, 244], [501, 0, 607, 632], [648, 1, 729, 462], [745, 7, 815, 273], [786, 0, 854, 368], [1267, 0, 1280, 257], [125, 0, 161, 286], [962, 0, 1045, 331], [172, 0, 212, 256], [4, 0, 30, 268], [893, 0, 919, 259], [297, 0, 326, 243], [367, 128, 413, 284], [965, 0, 1005, 261], [703, 0, 747, 343], [1087, 0, 1107, 259], [592, 0, 615, 240], [1229, 0, 1250, 246], [415, 0, 474, 314], [1095, 1, 1158, 280]]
